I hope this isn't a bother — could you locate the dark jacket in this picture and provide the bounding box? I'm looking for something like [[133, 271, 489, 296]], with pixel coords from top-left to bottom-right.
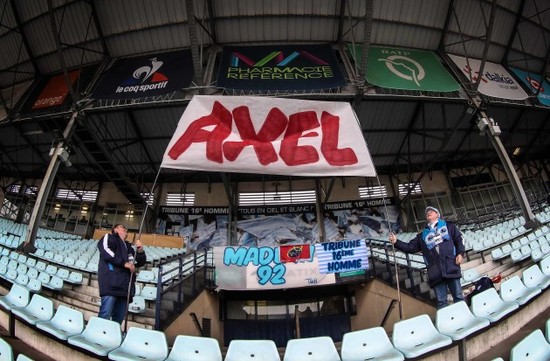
[[394, 221, 465, 287], [97, 232, 147, 298]]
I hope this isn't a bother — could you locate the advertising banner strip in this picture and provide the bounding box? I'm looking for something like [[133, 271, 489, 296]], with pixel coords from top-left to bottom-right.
[[315, 240, 369, 274], [216, 44, 345, 91], [31, 70, 80, 110], [91, 50, 194, 100], [447, 54, 528, 100], [509, 67, 550, 106], [214, 246, 335, 290], [348, 45, 460, 92], [161, 96, 376, 177]]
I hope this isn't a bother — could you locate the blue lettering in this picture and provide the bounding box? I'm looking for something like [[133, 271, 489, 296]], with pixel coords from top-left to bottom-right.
[[223, 247, 247, 266]]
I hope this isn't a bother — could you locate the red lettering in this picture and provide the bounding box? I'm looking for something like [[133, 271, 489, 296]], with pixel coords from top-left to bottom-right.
[[168, 101, 232, 163], [223, 106, 287, 165], [321, 112, 358, 166], [168, 102, 361, 168], [279, 111, 319, 166]]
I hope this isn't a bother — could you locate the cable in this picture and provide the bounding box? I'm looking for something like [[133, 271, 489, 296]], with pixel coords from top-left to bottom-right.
[[374, 174, 404, 321], [137, 166, 163, 240]]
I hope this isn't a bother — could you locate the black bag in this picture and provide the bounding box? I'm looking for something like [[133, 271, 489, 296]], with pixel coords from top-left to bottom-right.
[[466, 276, 494, 305]]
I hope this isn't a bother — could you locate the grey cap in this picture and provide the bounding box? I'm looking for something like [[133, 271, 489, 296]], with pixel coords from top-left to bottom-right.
[[425, 206, 440, 215]]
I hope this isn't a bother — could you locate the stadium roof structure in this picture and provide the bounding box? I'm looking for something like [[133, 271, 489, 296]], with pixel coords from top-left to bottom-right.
[[0, 0, 549, 205]]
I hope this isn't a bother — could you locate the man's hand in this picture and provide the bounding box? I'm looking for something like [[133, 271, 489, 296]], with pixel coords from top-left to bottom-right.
[[124, 261, 136, 273], [455, 254, 463, 265], [389, 233, 397, 244]]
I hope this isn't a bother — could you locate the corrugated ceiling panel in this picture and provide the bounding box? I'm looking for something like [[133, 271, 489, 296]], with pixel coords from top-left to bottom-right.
[[15, 0, 48, 23], [371, 22, 442, 50], [507, 49, 545, 73], [37, 44, 103, 74], [95, 0, 187, 36], [498, 0, 521, 12], [512, 21, 550, 58], [0, 32, 30, 70], [24, 16, 57, 57], [522, 0, 550, 32], [56, 2, 98, 46], [0, 2, 17, 36], [133, 107, 184, 138], [373, 0, 449, 29], [212, 0, 339, 17], [106, 26, 190, 57], [215, 17, 337, 44], [357, 101, 418, 130], [0, 62, 35, 88]]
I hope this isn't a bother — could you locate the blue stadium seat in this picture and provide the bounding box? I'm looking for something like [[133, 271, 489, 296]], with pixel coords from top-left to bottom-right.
[[25, 279, 42, 293], [0, 336, 14, 360], [510, 329, 550, 361], [522, 264, 550, 290], [67, 317, 122, 356], [284, 336, 341, 361], [546, 318, 550, 344], [108, 327, 168, 361], [136, 270, 155, 283], [165, 335, 223, 361], [392, 314, 452, 359], [0, 284, 30, 311], [225, 339, 280, 361], [16, 353, 33, 361], [540, 255, 550, 276], [140, 286, 158, 301], [499, 275, 540, 305], [470, 288, 519, 323], [436, 301, 489, 340], [66, 271, 83, 285], [128, 296, 146, 314], [36, 305, 85, 340], [45, 264, 57, 276], [11, 294, 54, 325], [340, 326, 404, 361]]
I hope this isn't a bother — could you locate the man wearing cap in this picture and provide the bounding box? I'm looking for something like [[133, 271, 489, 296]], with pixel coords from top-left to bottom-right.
[[389, 206, 465, 308]]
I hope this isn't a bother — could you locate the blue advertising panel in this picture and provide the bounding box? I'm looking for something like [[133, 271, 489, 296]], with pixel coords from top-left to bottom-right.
[[509, 66, 550, 106]]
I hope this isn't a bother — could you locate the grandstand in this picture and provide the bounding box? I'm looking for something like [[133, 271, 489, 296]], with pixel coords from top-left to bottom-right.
[[0, 0, 549, 360]]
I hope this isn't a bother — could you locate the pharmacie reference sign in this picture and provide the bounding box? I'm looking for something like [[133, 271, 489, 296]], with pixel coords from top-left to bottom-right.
[[216, 44, 345, 91], [315, 239, 369, 274], [350, 45, 460, 92]]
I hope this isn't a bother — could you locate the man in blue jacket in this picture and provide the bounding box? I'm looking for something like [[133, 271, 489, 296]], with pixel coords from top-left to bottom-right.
[[97, 224, 147, 323], [389, 206, 465, 309]]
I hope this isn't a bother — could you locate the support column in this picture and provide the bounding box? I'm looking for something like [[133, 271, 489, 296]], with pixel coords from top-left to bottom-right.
[[476, 111, 540, 229], [24, 111, 80, 248], [315, 180, 326, 243]]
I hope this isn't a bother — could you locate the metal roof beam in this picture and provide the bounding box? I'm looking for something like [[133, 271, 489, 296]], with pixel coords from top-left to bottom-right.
[[47, 0, 79, 105], [503, 0, 526, 62], [206, 0, 218, 44], [8, 0, 40, 75], [185, 0, 203, 86], [438, 0, 455, 50], [126, 110, 157, 173], [474, 0, 497, 92], [336, 0, 346, 43], [89, 0, 110, 58]]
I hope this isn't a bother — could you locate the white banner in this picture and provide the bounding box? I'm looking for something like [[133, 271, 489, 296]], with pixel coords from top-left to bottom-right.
[[448, 54, 528, 100], [162, 96, 376, 177], [213, 246, 336, 290], [316, 239, 369, 274]]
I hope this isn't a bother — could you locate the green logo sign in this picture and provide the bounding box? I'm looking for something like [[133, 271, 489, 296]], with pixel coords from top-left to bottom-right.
[[349, 45, 460, 92]]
